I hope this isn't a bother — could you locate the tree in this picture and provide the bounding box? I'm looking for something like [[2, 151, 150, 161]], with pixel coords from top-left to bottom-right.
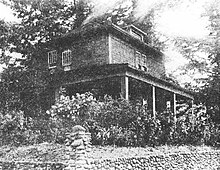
[[87, 0, 165, 50], [167, 2, 220, 123], [0, 19, 13, 65], [0, 0, 92, 117], [198, 5, 220, 123]]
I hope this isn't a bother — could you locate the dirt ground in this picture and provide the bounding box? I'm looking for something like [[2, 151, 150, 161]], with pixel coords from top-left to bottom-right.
[[0, 143, 218, 163]]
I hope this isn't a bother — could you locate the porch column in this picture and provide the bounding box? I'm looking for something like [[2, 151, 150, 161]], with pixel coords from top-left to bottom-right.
[[173, 93, 177, 123], [152, 85, 156, 118], [191, 99, 194, 114], [55, 86, 63, 103], [55, 87, 60, 103], [121, 76, 129, 100]]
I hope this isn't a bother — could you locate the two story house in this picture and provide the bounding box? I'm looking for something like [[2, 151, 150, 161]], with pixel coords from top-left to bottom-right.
[[47, 23, 194, 117]]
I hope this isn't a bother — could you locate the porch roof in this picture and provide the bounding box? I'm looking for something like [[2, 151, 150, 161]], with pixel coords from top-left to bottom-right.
[[54, 63, 194, 100]]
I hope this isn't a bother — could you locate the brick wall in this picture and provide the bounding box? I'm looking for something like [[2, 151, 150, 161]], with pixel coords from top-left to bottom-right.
[[54, 33, 166, 79], [146, 55, 166, 78], [110, 35, 166, 78], [64, 35, 109, 69], [111, 35, 135, 66]]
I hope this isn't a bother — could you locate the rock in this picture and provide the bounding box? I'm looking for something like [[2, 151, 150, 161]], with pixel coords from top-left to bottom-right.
[[71, 139, 83, 148], [72, 125, 86, 133]]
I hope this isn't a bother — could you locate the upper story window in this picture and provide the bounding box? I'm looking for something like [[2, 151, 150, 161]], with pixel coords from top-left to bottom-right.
[[143, 66, 148, 72], [135, 51, 148, 72], [142, 54, 147, 65], [62, 49, 72, 66], [135, 51, 141, 69], [48, 50, 57, 68]]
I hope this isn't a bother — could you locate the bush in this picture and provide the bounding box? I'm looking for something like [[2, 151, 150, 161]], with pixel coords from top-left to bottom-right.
[[0, 110, 26, 146], [1, 92, 220, 147], [45, 94, 162, 146], [46, 94, 163, 146]]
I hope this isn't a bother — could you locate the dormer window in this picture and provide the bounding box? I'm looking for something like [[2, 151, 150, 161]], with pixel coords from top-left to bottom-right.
[[48, 50, 57, 68], [123, 25, 145, 42], [130, 30, 143, 41], [62, 49, 72, 66]]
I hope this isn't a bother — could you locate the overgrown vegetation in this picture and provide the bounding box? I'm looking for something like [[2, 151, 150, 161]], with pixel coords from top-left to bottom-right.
[[0, 0, 219, 148], [1, 92, 219, 147]]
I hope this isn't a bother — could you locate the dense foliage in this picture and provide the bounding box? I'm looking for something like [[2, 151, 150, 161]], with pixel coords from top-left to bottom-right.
[[0, 0, 219, 148], [0, 0, 93, 118], [169, 2, 220, 123], [1, 92, 219, 147]]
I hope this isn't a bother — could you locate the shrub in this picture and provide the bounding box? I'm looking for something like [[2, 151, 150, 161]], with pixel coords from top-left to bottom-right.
[[1, 92, 219, 147], [0, 110, 25, 146], [45, 93, 220, 147]]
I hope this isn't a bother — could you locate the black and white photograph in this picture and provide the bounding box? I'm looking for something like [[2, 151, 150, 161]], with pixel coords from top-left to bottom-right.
[[0, 0, 219, 169]]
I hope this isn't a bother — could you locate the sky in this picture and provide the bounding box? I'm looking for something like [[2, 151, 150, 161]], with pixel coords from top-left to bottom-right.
[[0, 0, 211, 38], [156, 0, 210, 38], [0, 2, 17, 22], [0, 0, 213, 82]]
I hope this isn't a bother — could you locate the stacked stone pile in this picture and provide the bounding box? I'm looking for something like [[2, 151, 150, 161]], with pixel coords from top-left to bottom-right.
[[64, 125, 92, 170]]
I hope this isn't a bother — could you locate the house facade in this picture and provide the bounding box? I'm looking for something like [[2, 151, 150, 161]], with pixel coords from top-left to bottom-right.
[[47, 23, 194, 117]]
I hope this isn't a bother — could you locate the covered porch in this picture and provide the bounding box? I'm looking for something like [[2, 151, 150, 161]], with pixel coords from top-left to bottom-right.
[[54, 64, 194, 117]]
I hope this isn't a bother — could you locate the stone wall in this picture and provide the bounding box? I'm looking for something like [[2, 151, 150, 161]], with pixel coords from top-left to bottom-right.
[[1, 150, 219, 170], [89, 151, 220, 170], [1, 126, 220, 170], [0, 161, 66, 170]]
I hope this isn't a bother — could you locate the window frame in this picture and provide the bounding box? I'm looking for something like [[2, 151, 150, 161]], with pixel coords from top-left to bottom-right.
[[142, 54, 147, 65], [135, 51, 149, 72], [143, 66, 148, 72], [48, 50, 57, 68], [62, 49, 72, 67], [130, 29, 144, 41], [135, 51, 141, 69]]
